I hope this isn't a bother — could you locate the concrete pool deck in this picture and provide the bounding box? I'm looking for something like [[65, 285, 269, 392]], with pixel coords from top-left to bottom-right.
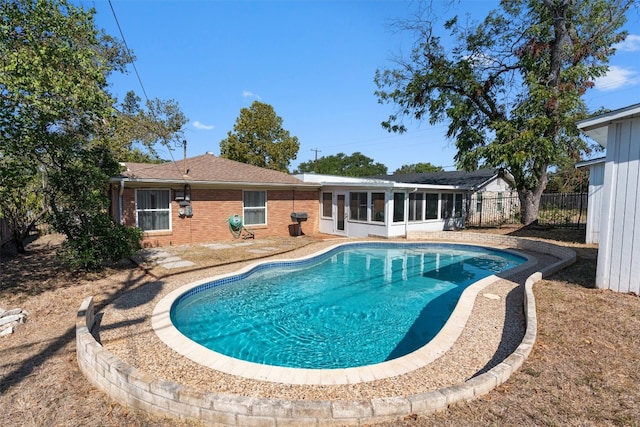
[[76, 232, 576, 425]]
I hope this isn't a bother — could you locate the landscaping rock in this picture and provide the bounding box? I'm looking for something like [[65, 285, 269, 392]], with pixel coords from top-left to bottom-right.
[[0, 308, 28, 337]]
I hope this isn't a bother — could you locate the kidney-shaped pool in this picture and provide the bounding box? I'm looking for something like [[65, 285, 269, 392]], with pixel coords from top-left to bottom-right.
[[153, 242, 530, 384]]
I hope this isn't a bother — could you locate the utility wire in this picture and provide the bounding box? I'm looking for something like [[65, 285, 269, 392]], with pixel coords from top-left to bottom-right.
[[108, 0, 149, 102], [107, 1, 186, 179]]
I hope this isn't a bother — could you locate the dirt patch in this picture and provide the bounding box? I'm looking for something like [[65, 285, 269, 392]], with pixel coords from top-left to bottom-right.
[[1, 228, 639, 426]]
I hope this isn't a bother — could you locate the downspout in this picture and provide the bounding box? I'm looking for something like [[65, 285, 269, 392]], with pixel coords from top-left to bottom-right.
[[119, 178, 125, 225]]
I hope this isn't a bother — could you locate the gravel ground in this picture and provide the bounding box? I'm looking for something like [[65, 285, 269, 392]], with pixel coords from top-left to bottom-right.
[[6, 228, 637, 427], [98, 239, 555, 401]]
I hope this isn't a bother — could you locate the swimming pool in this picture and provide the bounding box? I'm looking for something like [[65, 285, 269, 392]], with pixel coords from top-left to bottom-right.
[[166, 242, 526, 373]]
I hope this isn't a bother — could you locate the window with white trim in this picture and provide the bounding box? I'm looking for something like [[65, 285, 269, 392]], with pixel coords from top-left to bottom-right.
[[393, 192, 405, 222], [441, 193, 463, 219], [243, 190, 266, 225], [136, 189, 171, 231], [371, 192, 385, 222], [426, 193, 439, 220], [322, 192, 332, 217], [408, 193, 424, 221], [349, 192, 368, 221]]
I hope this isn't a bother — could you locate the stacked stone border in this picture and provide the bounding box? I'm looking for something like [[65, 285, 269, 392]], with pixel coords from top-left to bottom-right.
[[76, 232, 576, 426]]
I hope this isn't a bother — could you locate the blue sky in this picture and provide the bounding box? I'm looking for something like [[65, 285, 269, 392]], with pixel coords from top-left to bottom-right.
[[81, 1, 640, 172]]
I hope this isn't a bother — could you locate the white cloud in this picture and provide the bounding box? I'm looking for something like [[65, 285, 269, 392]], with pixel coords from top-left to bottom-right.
[[594, 66, 639, 91], [192, 120, 214, 130], [242, 90, 262, 100], [614, 34, 640, 52]]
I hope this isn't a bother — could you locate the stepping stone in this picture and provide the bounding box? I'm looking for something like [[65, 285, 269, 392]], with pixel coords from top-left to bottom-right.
[[202, 243, 233, 250], [247, 249, 271, 254], [258, 247, 278, 251], [482, 293, 501, 300], [232, 242, 254, 247], [140, 250, 171, 260], [156, 256, 183, 264], [161, 260, 196, 269]]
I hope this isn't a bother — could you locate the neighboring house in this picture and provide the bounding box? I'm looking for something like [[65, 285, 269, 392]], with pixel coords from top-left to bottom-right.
[[294, 169, 511, 238], [577, 103, 640, 294], [110, 152, 320, 247], [575, 157, 606, 244]]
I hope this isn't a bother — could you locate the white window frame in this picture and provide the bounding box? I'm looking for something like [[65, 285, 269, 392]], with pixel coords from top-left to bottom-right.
[[135, 188, 171, 232], [441, 193, 463, 219], [321, 192, 333, 218], [408, 192, 424, 222], [243, 190, 267, 226]]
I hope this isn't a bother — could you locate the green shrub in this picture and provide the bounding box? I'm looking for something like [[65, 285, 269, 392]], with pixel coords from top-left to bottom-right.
[[56, 214, 142, 271]]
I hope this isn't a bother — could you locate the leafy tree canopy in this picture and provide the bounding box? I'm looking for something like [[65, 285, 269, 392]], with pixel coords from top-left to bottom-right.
[[220, 101, 299, 172], [394, 162, 443, 174], [295, 152, 388, 177], [0, 0, 144, 265], [106, 91, 187, 163], [375, 0, 633, 224]]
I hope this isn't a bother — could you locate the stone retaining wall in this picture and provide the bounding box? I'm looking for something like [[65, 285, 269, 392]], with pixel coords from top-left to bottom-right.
[[76, 233, 576, 426]]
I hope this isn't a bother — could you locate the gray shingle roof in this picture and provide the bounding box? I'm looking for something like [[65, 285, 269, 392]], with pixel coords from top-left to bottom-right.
[[368, 169, 499, 189]]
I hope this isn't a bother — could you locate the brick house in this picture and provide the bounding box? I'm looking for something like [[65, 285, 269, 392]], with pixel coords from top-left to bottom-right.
[[109, 152, 320, 247]]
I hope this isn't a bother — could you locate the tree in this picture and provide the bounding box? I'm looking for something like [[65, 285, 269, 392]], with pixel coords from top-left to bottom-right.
[[0, 0, 142, 266], [545, 157, 590, 193], [295, 152, 388, 176], [394, 162, 443, 174], [0, 155, 47, 254], [106, 91, 188, 163], [375, 0, 632, 225], [220, 101, 299, 172]]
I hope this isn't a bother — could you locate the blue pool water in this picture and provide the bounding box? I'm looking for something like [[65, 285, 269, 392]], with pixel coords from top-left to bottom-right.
[[171, 243, 525, 369]]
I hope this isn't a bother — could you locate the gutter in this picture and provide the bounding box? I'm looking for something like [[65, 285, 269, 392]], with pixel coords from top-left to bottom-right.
[[109, 177, 321, 189], [119, 178, 125, 224]]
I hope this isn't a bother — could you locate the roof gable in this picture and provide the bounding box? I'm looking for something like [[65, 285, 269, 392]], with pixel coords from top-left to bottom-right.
[[577, 103, 640, 147]]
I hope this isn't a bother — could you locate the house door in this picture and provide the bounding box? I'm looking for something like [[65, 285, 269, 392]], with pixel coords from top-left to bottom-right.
[[336, 193, 347, 234]]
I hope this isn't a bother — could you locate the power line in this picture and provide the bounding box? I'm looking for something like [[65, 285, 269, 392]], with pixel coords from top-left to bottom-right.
[[106, 2, 186, 180], [107, 0, 149, 102]]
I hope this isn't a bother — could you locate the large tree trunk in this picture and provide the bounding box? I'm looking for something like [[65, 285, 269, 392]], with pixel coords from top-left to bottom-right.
[[518, 187, 544, 226]]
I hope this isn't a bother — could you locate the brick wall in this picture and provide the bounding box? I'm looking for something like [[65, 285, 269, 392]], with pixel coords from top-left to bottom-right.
[[115, 187, 319, 247]]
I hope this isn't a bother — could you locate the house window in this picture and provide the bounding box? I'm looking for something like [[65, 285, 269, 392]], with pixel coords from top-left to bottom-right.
[[393, 192, 405, 222], [322, 192, 332, 217], [426, 193, 439, 219], [371, 192, 385, 222], [476, 193, 483, 213], [497, 192, 503, 213], [243, 190, 266, 225], [441, 193, 463, 219], [136, 189, 170, 231], [455, 193, 463, 217], [409, 193, 424, 221], [349, 192, 367, 221]]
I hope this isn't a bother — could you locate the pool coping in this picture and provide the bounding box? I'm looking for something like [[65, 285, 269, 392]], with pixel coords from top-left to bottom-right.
[[76, 232, 577, 426], [151, 241, 537, 385]]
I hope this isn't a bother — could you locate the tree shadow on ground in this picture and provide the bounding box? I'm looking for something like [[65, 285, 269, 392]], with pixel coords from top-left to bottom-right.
[[0, 233, 136, 298], [506, 224, 586, 244], [0, 234, 164, 395]]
